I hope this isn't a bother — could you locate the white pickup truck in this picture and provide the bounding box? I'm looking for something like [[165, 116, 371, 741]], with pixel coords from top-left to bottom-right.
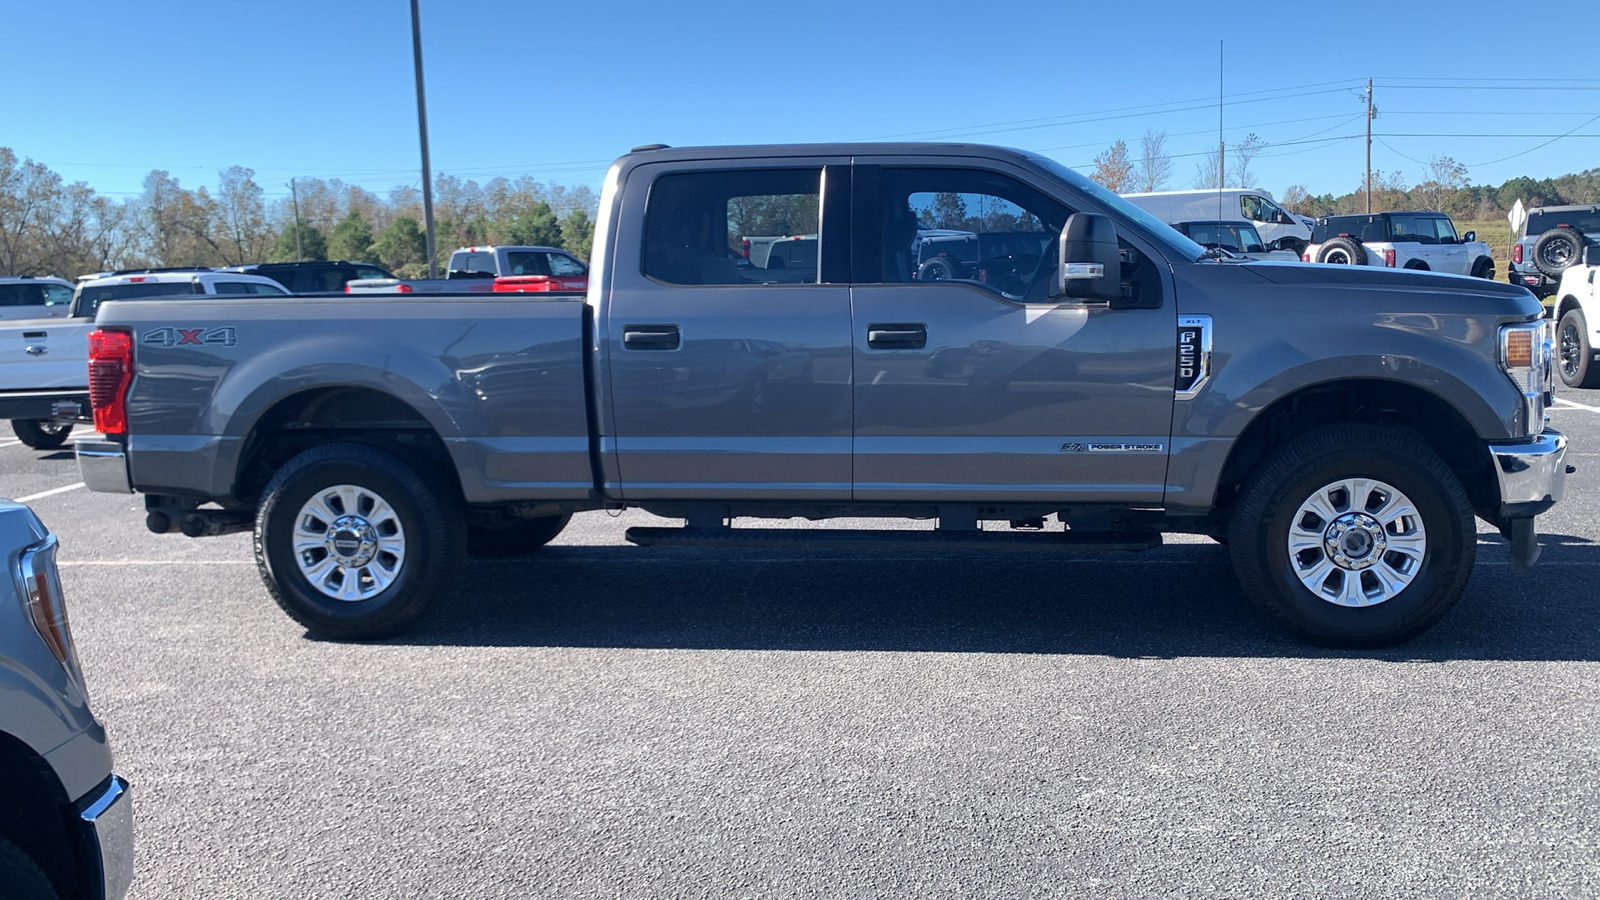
[[1554, 246, 1600, 388], [1, 268, 286, 448]]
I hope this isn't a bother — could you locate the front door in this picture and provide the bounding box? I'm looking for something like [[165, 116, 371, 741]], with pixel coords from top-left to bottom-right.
[[850, 163, 1176, 505], [604, 161, 855, 501]]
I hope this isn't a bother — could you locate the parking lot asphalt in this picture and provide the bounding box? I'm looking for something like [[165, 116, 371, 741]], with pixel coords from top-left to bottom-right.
[[4, 388, 1598, 899]]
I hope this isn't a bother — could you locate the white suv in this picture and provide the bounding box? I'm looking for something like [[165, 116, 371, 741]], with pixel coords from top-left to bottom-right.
[[0, 276, 74, 321], [1553, 246, 1600, 388], [1303, 212, 1495, 279], [1, 268, 287, 449]]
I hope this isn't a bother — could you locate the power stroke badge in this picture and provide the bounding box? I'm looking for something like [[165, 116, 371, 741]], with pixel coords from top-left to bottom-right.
[[1059, 442, 1165, 453]]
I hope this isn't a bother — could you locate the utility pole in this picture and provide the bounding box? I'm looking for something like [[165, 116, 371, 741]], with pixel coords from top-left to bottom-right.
[[1217, 41, 1225, 220], [410, 0, 438, 279], [1365, 78, 1373, 215], [289, 178, 304, 260]]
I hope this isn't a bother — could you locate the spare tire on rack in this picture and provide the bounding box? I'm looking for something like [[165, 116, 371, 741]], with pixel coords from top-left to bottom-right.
[[1316, 236, 1368, 266], [1532, 226, 1586, 279]]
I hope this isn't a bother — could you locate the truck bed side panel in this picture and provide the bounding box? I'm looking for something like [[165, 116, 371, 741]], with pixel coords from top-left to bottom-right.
[[98, 296, 592, 503]]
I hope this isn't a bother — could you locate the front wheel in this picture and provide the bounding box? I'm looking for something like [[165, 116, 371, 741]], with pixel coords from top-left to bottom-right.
[[255, 442, 463, 639], [1558, 308, 1600, 388], [1227, 425, 1475, 647], [11, 419, 72, 450], [1470, 257, 1494, 280]]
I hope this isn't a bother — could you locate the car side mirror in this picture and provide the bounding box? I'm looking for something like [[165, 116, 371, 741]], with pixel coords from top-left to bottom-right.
[[1056, 213, 1121, 302], [1245, 244, 1264, 254], [1463, 231, 1476, 242]]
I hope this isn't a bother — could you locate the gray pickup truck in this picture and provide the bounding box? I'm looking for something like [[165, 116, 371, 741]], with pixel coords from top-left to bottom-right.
[[76, 142, 1567, 648]]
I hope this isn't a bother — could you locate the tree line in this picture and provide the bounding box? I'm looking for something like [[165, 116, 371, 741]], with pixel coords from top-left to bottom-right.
[[0, 147, 601, 280], [1087, 130, 1600, 219]]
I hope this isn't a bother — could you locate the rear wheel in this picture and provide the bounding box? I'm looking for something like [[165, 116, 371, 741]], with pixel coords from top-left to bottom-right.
[[10, 419, 72, 450], [255, 442, 463, 639], [1228, 425, 1475, 647], [1558, 308, 1600, 388], [1403, 260, 1430, 271]]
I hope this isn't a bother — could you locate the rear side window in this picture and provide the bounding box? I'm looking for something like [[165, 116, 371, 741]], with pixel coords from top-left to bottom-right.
[[75, 280, 204, 316], [643, 168, 821, 286], [251, 268, 296, 289], [506, 251, 552, 276], [354, 265, 390, 281], [0, 283, 51, 307]]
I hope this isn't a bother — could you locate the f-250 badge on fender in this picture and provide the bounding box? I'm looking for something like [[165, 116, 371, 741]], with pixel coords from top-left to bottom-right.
[[143, 327, 237, 348]]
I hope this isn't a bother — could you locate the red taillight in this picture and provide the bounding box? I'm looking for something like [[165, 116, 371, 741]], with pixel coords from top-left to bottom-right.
[[396, 284, 412, 293], [88, 329, 133, 435], [1513, 244, 1523, 264], [1384, 249, 1396, 267], [741, 239, 750, 258], [126, 276, 146, 283], [1301, 253, 1310, 262]]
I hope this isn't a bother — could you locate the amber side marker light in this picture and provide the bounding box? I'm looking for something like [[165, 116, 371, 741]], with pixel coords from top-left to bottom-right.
[[1505, 330, 1534, 369]]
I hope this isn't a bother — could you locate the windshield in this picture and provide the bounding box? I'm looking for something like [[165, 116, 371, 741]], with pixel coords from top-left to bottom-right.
[[74, 280, 202, 317], [1027, 156, 1207, 261]]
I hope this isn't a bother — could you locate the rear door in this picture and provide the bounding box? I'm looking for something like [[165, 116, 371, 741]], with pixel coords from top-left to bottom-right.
[[849, 160, 1176, 504], [0, 281, 71, 321], [601, 158, 855, 500]]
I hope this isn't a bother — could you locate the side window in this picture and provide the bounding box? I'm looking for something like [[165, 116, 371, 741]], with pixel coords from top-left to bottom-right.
[[314, 269, 348, 291], [249, 282, 288, 295], [1240, 195, 1267, 222], [1391, 215, 1429, 244], [506, 251, 552, 276], [0, 285, 39, 307], [354, 266, 389, 280], [1360, 218, 1388, 243], [643, 168, 821, 286], [877, 167, 1162, 307], [45, 285, 73, 306], [548, 254, 586, 276], [212, 282, 252, 294], [1431, 218, 1459, 243]]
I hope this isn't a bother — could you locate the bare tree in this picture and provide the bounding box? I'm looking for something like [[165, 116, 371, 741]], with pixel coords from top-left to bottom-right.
[[1090, 140, 1133, 192], [1133, 129, 1173, 193], [1229, 134, 1265, 190], [214, 166, 268, 265], [1192, 148, 1222, 191]]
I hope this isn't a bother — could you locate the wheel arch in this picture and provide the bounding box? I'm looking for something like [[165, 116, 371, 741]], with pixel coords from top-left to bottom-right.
[[1209, 378, 1500, 524], [232, 384, 459, 506]]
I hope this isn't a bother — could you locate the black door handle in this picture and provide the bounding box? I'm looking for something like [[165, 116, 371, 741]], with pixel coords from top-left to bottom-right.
[[623, 325, 680, 350], [867, 323, 926, 349]]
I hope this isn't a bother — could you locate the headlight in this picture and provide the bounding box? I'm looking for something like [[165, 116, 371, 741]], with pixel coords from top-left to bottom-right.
[[15, 534, 79, 675], [1499, 320, 1553, 436]]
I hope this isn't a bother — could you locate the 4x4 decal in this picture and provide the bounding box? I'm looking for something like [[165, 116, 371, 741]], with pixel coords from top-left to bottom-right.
[[143, 327, 236, 348]]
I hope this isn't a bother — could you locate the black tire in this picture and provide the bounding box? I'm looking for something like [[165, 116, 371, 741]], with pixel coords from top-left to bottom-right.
[[11, 419, 72, 450], [1532, 227, 1585, 279], [0, 836, 59, 900], [467, 513, 571, 558], [1470, 257, 1494, 280], [254, 442, 463, 640], [1227, 425, 1475, 648], [1316, 237, 1368, 266], [917, 257, 956, 281], [1558, 308, 1600, 388], [1403, 259, 1429, 271]]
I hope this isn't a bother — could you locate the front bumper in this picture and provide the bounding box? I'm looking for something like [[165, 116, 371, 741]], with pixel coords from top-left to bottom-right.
[[76, 774, 133, 899], [1488, 429, 1568, 574], [76, 439, 132, 494]]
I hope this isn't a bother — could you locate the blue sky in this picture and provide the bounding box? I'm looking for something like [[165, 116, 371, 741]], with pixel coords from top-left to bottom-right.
[[7, 0, 1596, 208]]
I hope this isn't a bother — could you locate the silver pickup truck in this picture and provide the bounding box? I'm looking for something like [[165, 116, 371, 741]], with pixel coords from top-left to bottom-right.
[[76, 142, 1567, 648]]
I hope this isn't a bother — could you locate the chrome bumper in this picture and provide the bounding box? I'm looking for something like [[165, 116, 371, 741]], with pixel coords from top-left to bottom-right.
[[79, 775, 133, 899], [76, 439, 132, 494], [1488, 429, 1568, 513]]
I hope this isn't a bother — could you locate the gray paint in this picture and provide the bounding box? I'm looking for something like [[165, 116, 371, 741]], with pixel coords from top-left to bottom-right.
[[90, 143, 1550, 526]]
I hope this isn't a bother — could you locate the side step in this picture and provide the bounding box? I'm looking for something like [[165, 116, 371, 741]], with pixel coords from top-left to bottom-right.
[[624, 527, 1162, 553]]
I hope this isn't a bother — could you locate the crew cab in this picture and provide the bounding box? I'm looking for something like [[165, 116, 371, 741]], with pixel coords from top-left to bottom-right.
[[0, 268, 287, 449], [1553, 245, 1600, 388], [1304, 212, 1495, 278], [0, 500, 133, 900], [76, 142, 1566, 649]]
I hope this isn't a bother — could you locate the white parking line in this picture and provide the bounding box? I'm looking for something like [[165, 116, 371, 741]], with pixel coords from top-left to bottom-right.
[[60, 560, 253, 567], [0, 439, 21, 449], [1553, 397, 1600, 413], [13, 482, 85, 503]]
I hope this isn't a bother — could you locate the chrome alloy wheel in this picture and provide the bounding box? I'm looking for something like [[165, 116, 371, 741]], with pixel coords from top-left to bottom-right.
[[1286, 477, 1426, 607], [293, 484, 407, 601]]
